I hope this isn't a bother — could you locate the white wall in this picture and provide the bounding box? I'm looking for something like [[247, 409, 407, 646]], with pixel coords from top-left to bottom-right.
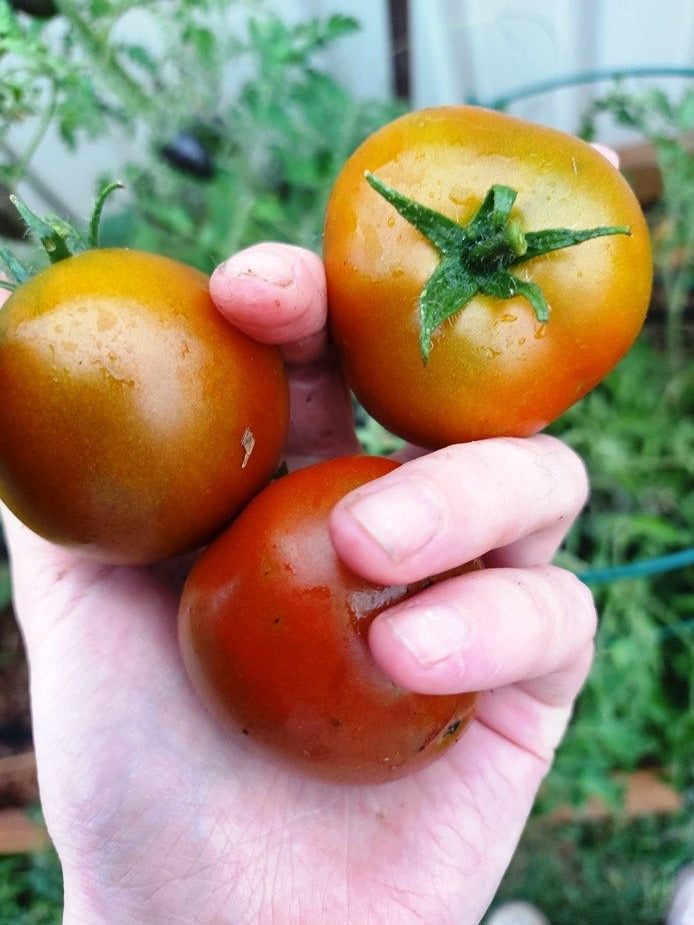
[[405, 0, 694, 139], [292, 0, 693, 140]]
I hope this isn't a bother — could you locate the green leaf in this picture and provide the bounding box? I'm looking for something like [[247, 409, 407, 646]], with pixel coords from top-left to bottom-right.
[[10, 198, 70, 257], [11, 196, 87, 260], [482, 271, 550, 323], [419, 258, 478, 361], [367, 173, 632, 360], [0, 559, 11, 608], [679, 89, 694, 130], [322, 13, 360, 41], [364, 171, 463, 256], [0, 246, 32, 286], [522, 224, 631, 262]]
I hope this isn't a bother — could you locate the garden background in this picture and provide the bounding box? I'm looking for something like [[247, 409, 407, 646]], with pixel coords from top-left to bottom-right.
[[0, 1, 692, 922]]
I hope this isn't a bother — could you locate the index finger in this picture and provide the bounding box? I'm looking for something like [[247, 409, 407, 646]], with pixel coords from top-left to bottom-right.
[[210, 243, 360, 465], [210, 243, 328, 365]]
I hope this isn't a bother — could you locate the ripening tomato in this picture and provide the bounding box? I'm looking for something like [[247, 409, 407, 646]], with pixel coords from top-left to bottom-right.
[[324, 105, 653, 448], [178, 455, 479, 784], [0, 248, 289, 563]]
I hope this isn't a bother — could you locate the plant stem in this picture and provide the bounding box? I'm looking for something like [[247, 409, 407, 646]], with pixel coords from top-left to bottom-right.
[[5, 87, 57, 189], [53, 0, 153, 117]]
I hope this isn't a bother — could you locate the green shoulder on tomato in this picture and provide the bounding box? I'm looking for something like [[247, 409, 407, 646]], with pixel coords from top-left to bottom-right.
[[0, 248, 288, 563]]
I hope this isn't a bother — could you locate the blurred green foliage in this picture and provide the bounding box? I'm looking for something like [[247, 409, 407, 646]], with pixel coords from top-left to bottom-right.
[[0, 0, 403, 268], [545, 335, 693, 808], [0, 843, 62, 925], [488, 805, 694, 925], [580, 83, 694, 369]]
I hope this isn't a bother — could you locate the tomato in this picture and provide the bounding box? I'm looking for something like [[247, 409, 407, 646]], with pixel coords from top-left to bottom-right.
[[178, 455, 479, 784], [324, 105, 652, 448], [0, 248, 289, 563]]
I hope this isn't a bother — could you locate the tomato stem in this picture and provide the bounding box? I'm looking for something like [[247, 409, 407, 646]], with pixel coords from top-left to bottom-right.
[[364, 171, 631, 362], [88, 180, 125, 249], [0, 181, 124, 287]]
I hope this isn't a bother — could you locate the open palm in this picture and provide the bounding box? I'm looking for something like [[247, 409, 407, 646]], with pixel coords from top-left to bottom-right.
[[4, 244, 596, 925]]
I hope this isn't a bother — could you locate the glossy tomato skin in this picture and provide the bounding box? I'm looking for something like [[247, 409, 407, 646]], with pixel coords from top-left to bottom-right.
[[324, 106, 653, 448], [179, 455, 478, 784], [0, 248, 289, 563]]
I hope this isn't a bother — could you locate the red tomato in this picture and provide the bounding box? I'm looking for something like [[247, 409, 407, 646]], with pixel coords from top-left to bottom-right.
[[178, 455, 479, 784], [0, 248, 289, 563], [324, 105, 652, 448]]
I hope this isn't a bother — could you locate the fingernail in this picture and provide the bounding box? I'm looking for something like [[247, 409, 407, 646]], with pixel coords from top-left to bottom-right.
[[386, 604, 469, 668], [223, 248, 294, 287], [345, 480, 442, 562]]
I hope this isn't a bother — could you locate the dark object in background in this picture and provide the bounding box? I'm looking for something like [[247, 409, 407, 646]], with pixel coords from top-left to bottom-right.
[[0, 721, 32, 750], [9, 0, 57, 17], [160, 130, 215, 180], [388, 0, 411, 99], [0, 185, 27, 241]]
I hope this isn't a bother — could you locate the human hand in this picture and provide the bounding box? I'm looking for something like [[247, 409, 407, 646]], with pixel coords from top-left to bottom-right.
[[2, 243, 596, 925]]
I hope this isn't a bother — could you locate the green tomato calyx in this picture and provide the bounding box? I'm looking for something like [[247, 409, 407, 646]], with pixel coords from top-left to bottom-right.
[[0, 180, 123, 291], [364, 171, 631, 363]]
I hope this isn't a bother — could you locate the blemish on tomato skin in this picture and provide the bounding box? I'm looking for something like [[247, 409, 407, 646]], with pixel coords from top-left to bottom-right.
[[430, 717, 465, 752], [241, 426, 255, 468]]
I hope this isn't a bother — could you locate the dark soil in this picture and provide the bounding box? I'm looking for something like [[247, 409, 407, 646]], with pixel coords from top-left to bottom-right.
[[0, 606, 38, 808]]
